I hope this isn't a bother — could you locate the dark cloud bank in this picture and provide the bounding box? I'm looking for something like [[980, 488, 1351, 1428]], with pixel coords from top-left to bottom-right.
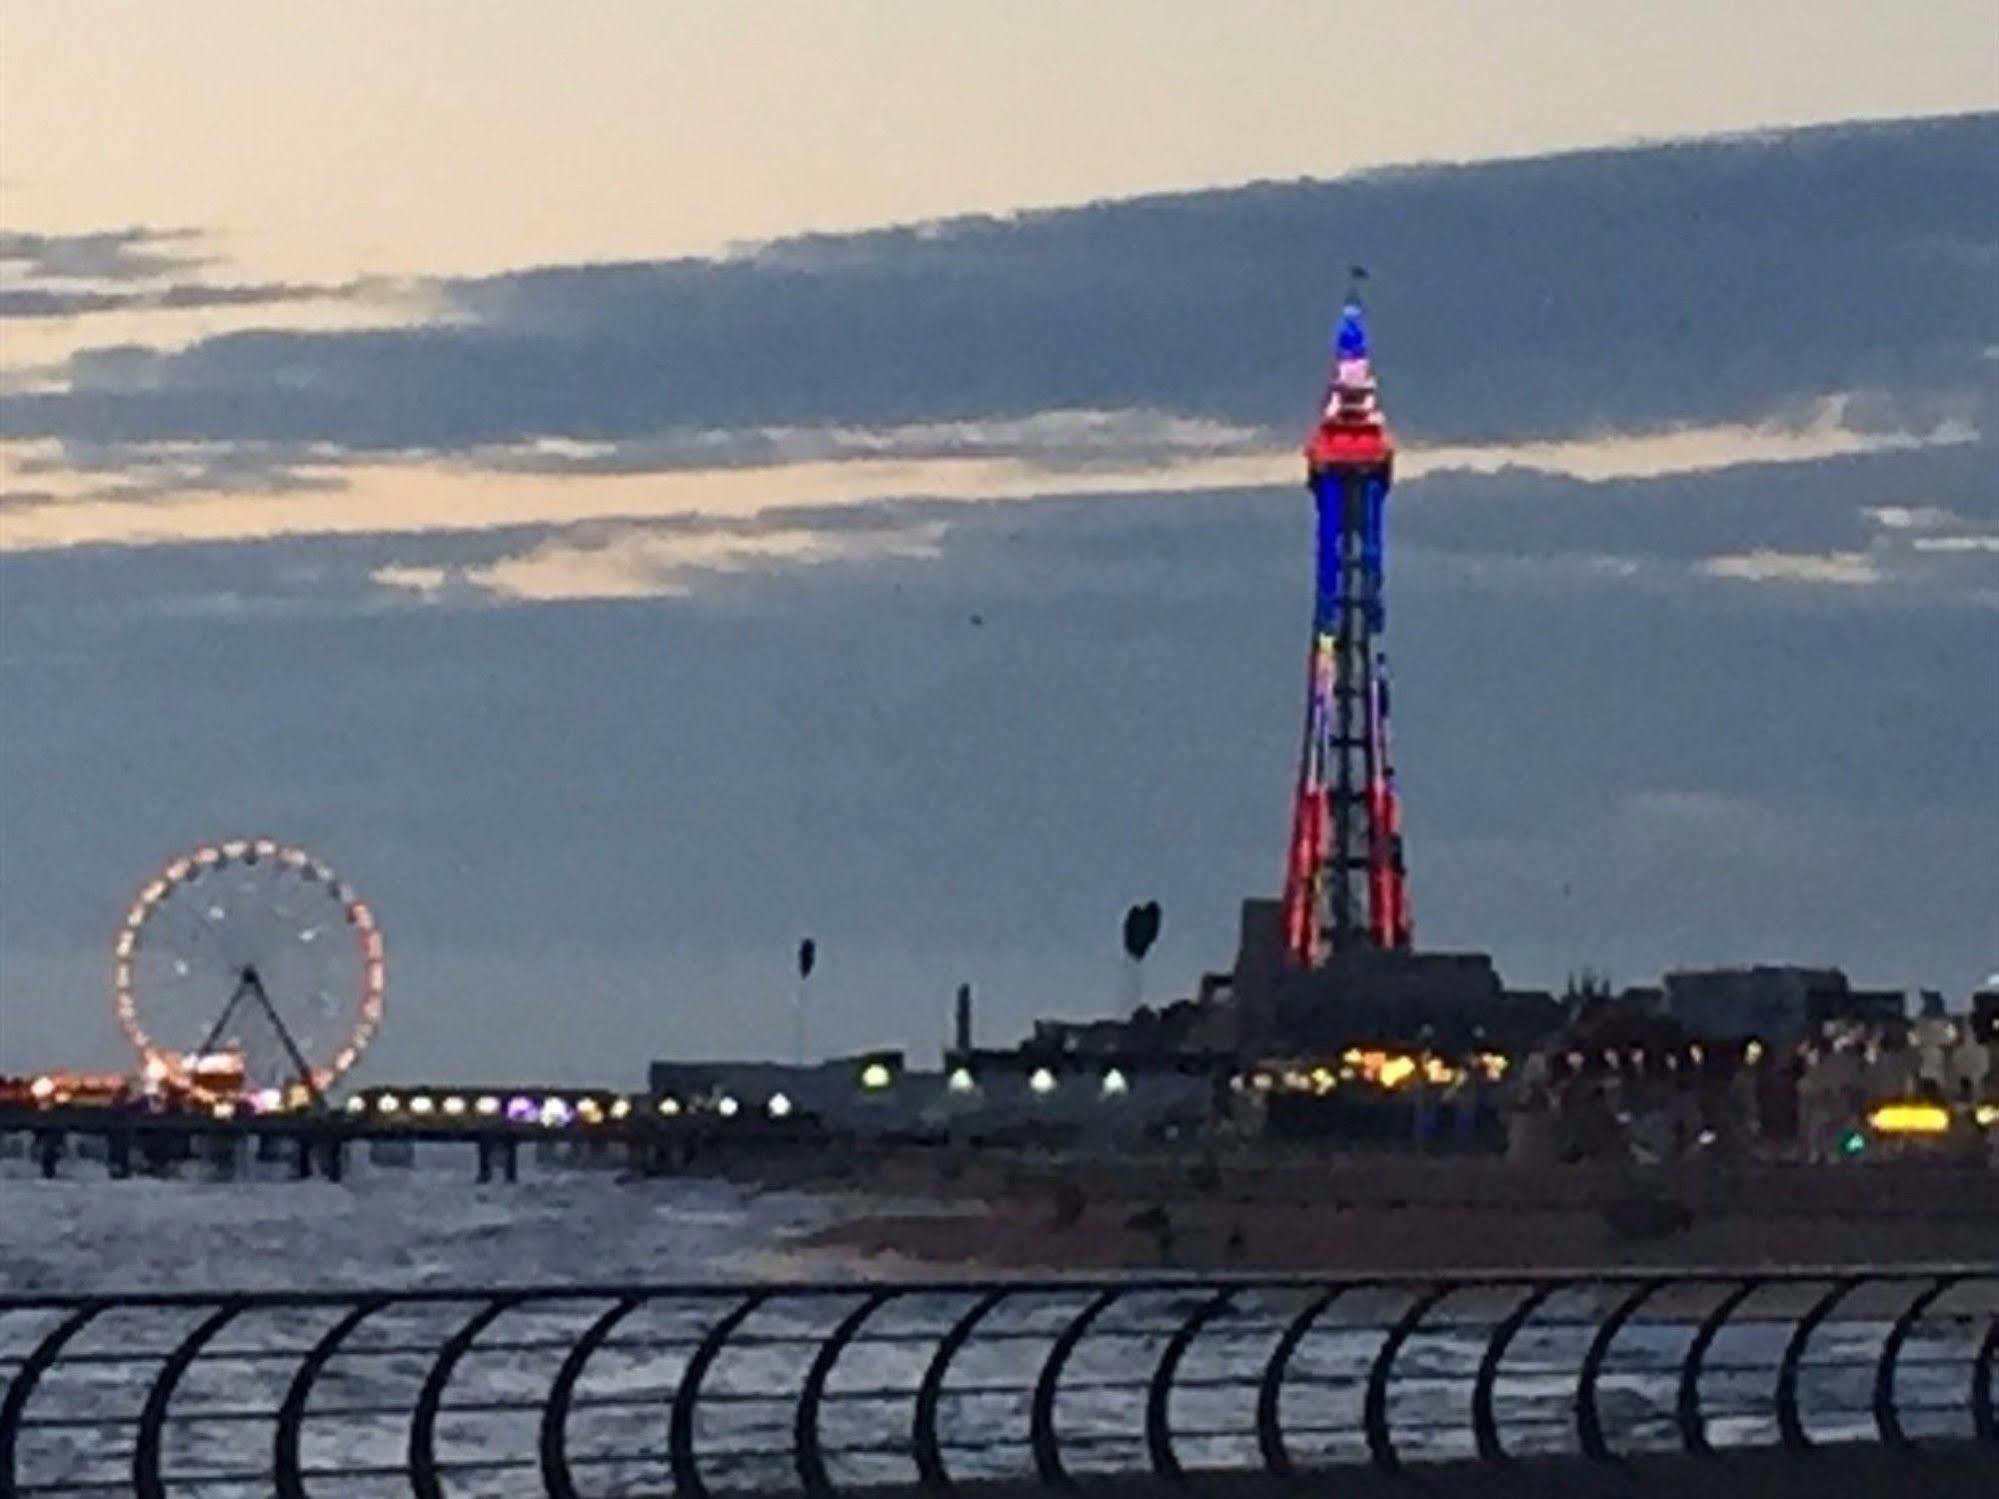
[[2, 116, 1995, 1077], [7, 113, 1995, 467]]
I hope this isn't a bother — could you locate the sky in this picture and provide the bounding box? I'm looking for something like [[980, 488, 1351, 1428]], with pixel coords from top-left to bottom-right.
[[1, 3, 1995, 1083]]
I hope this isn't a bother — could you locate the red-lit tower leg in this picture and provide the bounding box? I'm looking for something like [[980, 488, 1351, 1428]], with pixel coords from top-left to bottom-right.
[[1279, 291, 1413, 965]]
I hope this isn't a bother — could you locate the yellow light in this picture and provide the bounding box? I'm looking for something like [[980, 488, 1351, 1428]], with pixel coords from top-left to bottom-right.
[[1309, 1067, 1337, 1094], [1868, 1102, 1951, 1135], [860, 1062, 893, 1091], [1029, 1067, 1057, 1096], [211, 1101, 236, 1119], [1975, 1104, 1998, 1128], [1377, 1055, 1417, 1089], [576, 1098, 603, 1124], [442, 1096, 467, 1116]]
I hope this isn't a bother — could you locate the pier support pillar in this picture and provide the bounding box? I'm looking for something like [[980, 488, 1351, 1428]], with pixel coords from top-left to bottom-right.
[[319, 1137, 345, 1182], [108, 1130, 132, 1180], [294, 1133, 315, 1179], [33, 1129, 64, 1180]]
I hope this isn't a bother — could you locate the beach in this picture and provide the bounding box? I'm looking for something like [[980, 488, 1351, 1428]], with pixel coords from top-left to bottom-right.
[[760, 1146, 1999, 1274]]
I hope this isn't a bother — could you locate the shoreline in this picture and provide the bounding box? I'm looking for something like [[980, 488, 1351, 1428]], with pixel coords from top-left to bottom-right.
[[737, 1145, 1999, 1275]]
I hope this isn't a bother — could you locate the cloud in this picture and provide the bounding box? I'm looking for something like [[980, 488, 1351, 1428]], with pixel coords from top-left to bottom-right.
[[5, 113, 1992, 497], [372, 517, 947, 603], [1865, 503, 1961, 531], [0, 398, 1977, 554], [0, 280, 363, 320], [1698, 550, 1882, 585], [0, 227, 206, 282]]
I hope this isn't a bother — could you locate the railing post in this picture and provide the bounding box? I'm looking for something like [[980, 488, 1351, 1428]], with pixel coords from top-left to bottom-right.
[[1575, 1276, 1668, 1462], [1972, 1317, 1997, 1446], [1676, 1279, 1759, 1457], [1256, 1283, 1353, 1480], [913, 1289, 1008, 1497], [1775, 1276, 1863, 1452], [539, 1294, 647, 1499], [1144, 1288, 1236, 1485], [134, 1298, 250, 1499], [669, 1291, 769, 1499], [276, 1295, 395, 1499], [0, 1301, 109, 1493], [1874, 1274, 1961, 1450], [1031, 1288, 1124, 1489], [1472, 1280, 1563, 1462], [796, 1290, 899, 1499], [1363, 1281, 1454, 1474], [409, 1293, 528, 1499]]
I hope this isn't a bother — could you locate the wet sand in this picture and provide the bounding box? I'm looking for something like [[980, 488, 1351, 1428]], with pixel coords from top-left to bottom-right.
[[753, 1146, 1999, 1274]]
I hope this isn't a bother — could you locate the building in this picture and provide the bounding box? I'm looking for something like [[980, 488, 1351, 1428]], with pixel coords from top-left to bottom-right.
[[1663, 966, 1904, 1042]]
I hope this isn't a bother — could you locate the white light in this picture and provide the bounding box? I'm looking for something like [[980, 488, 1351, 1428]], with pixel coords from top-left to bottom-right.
[[442, 1095, 467, 1116], [475, 1095, 500, 1117], [211, 1101, 236, 1119], [255, 1087, 281, 1112], [860, 1062, 893, 1091], [1101, 1068, 1129, 1098], [30, 1075, 55, 1101], [767, 1092, 793, 1119], [376, 1093, 401, 1114], [1029, 1067, 1057, 1096], [408, 1095, 435, 1116], [947, 1067, 976, 1095], [716, 1095, 740, 1118], [609, 1098, 631, 1120], [657, 1096, 682, 1117], [346, 1096, 367, 1114]]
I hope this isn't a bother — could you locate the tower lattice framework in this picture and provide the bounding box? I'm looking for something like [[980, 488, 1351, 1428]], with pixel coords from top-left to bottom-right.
[[1280, 290, 1412, 966]]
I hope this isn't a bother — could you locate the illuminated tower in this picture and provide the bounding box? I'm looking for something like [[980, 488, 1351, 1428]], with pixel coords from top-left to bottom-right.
[[1279, 288, 1413, 966]]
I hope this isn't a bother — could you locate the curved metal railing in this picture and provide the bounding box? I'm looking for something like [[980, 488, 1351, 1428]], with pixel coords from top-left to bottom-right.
[[1, 1267, 1991, 1495]]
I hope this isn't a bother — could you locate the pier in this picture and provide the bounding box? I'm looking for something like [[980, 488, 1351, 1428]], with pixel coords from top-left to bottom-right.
[[0, 1103, 819, 1184]]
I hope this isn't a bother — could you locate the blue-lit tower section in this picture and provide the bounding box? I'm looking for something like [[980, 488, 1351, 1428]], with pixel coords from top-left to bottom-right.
[[1280, 293, 1413, 966]]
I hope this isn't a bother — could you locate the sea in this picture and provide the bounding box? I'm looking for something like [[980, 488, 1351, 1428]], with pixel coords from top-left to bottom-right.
[[1, 1151, 1987, 1494]]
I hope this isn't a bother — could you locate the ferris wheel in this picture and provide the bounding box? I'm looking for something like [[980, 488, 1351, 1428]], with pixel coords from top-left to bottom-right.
[[112, 838, 385, 1103]]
